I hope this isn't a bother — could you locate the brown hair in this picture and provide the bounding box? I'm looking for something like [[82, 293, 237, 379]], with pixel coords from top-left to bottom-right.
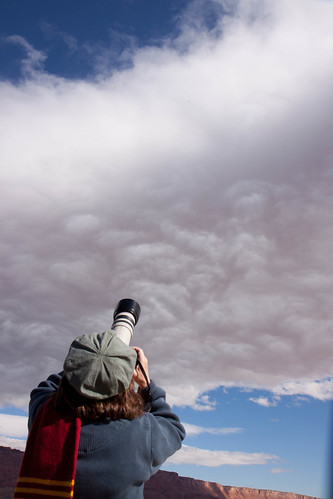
[[52, 375, 144, 421]]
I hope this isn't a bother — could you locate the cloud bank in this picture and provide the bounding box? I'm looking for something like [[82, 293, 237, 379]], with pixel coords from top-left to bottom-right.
[[0, 414, 28, 451], [1, 0, 333, 409], [167, 444, 278, 466], [0, 413, 28, 438], [184, 423, 244, 436]]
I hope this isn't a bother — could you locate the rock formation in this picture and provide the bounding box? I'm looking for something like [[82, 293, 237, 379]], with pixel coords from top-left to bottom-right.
[[144, 470, 320, 498], [0, 446, 23, 488]]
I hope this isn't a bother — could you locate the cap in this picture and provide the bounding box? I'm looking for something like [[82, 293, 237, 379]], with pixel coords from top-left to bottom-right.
[[63, 330, 137, 400]]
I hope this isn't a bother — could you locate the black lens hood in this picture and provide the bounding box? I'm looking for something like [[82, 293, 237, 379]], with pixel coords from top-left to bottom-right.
[[113, 298, 141, 324]]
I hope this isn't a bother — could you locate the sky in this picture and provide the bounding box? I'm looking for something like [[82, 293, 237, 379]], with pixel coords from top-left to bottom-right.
[[0, 0, 332, 497]]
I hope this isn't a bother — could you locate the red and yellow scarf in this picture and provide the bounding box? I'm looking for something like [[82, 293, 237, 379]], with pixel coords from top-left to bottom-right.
[[14, 399, 81, 499]]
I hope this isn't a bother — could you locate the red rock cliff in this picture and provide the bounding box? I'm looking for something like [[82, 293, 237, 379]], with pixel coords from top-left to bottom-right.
[[144, 470, 320, 499], [0, 446, 23, 487]]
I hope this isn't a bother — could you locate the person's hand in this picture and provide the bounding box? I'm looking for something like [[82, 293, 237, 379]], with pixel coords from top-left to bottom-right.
[[132, 347, 150, 389]]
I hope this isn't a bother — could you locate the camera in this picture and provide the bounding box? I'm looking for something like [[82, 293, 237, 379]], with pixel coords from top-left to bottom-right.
[[111, 298, 141, 345]]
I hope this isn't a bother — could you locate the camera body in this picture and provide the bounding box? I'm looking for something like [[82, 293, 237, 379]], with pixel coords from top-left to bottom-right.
[[111, 298, 141, 345]]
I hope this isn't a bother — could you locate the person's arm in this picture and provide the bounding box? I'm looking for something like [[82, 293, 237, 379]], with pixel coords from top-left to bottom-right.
[[28, 372, 62, 430], [132, 346, 150, 389], [147, 381, 186, 472], [132, 347, 186, 471]]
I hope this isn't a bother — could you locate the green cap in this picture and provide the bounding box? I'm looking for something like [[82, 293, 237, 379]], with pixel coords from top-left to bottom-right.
[[63, 330, 137, 400]]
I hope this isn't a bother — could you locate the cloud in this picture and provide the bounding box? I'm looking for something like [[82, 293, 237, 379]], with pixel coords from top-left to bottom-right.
[[273, 378, 333, 401], [5, 35, 47, 77], [184, 423, 244, 437], [0, 414, 28, 438], [1, 0, 333, 410], [249, 396, 279, 407], [0, 413, 28, 451], [270, 467, 292, 474], [40, 22, 79, 54], [167, 444, 279, 466], [190, 395, 218, 411]]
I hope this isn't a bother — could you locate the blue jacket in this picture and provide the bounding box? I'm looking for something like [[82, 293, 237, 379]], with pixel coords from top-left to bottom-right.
[[29, 373, 186, 498]]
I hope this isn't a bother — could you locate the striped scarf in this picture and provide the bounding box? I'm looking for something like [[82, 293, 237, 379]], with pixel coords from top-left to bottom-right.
[[14, 399, 81, 499]]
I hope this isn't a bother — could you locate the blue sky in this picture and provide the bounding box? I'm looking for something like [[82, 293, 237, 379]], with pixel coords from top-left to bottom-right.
[[0, 0, 191, 80], [1, 1, 333, 498]]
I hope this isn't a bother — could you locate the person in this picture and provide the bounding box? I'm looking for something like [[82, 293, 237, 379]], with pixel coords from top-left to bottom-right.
[[14, 330, 186, 499]]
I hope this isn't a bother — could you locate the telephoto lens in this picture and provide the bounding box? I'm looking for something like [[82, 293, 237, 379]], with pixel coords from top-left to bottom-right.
[[111, 298, 141, 345]]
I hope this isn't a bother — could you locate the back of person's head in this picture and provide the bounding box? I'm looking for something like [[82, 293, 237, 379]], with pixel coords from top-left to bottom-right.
[[54, 376, 144, 421], [53, 330, 144, 421]]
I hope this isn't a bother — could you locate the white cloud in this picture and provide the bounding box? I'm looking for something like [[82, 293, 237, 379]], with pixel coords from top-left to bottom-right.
[[191, 395, 218, 411], [1, 0, 333, 409], [270, 467, 292, 474], [167, 444, 279, 466], [184, 423, 244, 437], [249, 397, 279, 407], [6, 35, 47, 76], [273, 378, 333, 401], [0, 414, 28, 438]]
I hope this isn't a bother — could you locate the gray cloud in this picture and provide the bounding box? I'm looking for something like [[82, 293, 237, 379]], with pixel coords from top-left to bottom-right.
[[1, 0, 333, 408]]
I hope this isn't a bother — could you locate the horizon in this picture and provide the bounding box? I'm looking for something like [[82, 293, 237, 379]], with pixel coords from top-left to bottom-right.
[[0, 1, 332, 498]]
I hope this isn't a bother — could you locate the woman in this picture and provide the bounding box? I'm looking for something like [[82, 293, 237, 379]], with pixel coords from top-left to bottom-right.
[[14, 330, 186, 499]]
